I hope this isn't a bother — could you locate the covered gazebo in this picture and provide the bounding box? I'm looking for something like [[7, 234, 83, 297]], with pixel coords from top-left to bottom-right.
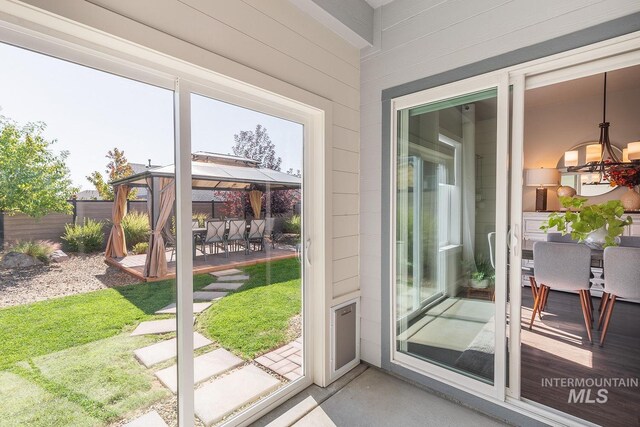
[[106, 152, 301, 278]]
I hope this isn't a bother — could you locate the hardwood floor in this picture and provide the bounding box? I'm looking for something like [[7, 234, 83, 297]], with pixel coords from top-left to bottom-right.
[[521, 290, 640, 427]]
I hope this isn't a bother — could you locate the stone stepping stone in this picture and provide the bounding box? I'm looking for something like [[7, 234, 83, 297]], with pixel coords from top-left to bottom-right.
[[193, 291, 227, 301], [194, 365, 281, 426], [203, 282, 243, 291], [123, 410, 168, 427], [155, 302, 212, 314], [130, 317, 195, 336], [154, 348, 244, 393], [134, 332, 212, 367], [210, 269, 243, 277], [216, 274, 250, 282]]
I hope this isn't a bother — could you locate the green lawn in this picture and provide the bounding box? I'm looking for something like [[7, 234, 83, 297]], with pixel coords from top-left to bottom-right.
[[0, 274, 212, 370], [0, 258, 302, 426], [198, 258, 302, 358]]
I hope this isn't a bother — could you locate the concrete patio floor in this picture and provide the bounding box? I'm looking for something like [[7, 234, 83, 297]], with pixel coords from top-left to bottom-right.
[[252, 365, 510, 427]]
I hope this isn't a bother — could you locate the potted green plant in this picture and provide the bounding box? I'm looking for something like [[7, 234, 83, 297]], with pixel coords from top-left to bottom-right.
[[540, 196, 633, 249], [464, 258, 494, 289]]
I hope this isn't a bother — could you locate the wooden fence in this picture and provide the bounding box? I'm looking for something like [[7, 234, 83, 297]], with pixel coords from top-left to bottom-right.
[[0, 200, 220, 247]]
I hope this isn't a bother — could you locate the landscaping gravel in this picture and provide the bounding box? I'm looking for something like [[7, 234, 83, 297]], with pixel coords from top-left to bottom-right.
[[0, 253, 138, 308]]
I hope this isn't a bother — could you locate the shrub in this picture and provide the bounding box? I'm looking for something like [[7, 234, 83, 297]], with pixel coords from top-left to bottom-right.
[[132, 242, 149, 255], [62, 219, 104, 253], [282, 215, 301, 235], [122, 211, 150, 248], [10, 240, 57, 263], [193, 213, 208, 228]]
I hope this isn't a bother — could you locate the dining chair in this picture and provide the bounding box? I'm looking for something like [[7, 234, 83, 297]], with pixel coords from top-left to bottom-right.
[[162, 225, 177, 262], [535, 233, 592, 312], [203, 220, 226, 260], [620, 236, 640, 248], [265, 217, 276, 249], [530, 242, 594, 343], [246, 219, 266, 252], [598, 246, 640, 346], [225, 219, 248, 256]]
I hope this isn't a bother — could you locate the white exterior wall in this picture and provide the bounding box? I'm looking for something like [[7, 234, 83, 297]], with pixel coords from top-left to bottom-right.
[[359, 0, 640, 367], [11, 0, 360, 382]]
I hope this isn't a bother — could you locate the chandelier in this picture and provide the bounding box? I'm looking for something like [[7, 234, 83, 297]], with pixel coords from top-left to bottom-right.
[[564, 73, 640, 180]]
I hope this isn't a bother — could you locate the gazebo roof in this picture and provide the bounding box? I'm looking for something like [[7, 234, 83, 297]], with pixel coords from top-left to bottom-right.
[[111, 153, 301, 191]]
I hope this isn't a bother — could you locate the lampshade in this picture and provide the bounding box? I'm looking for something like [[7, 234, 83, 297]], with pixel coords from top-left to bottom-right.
[[623, 148, 630, 163], [564, 150, 579, 167], [585, 144, 601, 163], [525, 168, 559, 187], [628, 141, 640, 161]]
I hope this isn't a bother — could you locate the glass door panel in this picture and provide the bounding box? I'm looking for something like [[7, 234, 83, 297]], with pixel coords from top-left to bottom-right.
[[395, 88, 499, 384], [187, 90, 306, 425]]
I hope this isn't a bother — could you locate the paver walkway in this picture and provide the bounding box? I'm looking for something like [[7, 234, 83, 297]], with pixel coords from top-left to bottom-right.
[[203, 282, 244, 291], [193, 291, 227, 301], [154, 348, 244, 393], [130, 317, 194, 336], [194, 365, 281, 426], [210, 269, 243, 277], [255, 337, 303, 381], [129, 268, 289, 426], [216, 274, 250, 282], [123, 410, 168, 427], [155, 302, 212, 314], [134, 332, 213, 367]]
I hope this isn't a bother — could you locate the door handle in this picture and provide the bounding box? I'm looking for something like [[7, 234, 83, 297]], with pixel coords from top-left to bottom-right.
[[305, 238, 311, 265], [511, 225, 520, 256]]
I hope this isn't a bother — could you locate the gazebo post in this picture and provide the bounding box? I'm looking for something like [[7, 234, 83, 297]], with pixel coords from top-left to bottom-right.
[[151, 176, 161, 230]]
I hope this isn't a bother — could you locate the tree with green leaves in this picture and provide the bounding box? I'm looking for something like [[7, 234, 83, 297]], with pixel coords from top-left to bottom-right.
[[87, 148, 137, 200], [0, 117, 77, 218], [218, 125, 299, 218], [231, 124, 282, 170]]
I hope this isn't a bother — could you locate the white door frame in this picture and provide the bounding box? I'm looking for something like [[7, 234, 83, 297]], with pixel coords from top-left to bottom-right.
[[389, 28, 640, 426], [505, 33, 640, 426], [0, 4, 331, 425], [389, 72, 510, 400]]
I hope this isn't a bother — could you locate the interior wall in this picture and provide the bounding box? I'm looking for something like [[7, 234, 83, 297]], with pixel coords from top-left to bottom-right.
[[359, 0, 640, 367], [523, 83, 640, 211], [11, 0, 361, 384]]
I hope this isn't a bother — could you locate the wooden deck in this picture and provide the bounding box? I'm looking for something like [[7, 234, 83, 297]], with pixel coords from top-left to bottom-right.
[[521, 290, 640, 427], [106, 245, 298, 282]]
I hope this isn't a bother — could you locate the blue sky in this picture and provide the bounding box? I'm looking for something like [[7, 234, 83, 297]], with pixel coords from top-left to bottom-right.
[[0, 42, 302, 191]]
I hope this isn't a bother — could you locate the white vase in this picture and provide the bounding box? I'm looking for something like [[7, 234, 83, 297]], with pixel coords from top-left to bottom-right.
[[620, 187, 640, 211], [584, 226, 620, 250], [470, 278, 489, 289]]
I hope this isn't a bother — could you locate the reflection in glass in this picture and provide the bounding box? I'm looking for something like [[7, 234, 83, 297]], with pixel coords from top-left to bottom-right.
[[396, 89, 497, 383]]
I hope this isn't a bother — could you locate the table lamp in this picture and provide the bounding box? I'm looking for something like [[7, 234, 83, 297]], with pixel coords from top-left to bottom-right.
[[525, 168, 560, 211]]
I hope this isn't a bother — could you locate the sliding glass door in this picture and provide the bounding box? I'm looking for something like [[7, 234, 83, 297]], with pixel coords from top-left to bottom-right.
[[392, 76, 509, 396]]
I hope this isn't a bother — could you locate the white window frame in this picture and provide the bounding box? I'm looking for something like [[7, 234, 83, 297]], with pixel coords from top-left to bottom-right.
[[0, 5, 332, 425], [390, 72, 510, 401]]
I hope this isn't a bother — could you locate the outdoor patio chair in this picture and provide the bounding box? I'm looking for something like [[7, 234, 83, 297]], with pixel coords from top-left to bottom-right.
[[265, 217, 277, 248], [203, 220, 226, 260], [163, 227, 177, 262], [225, 219, 248, 256], [246, 219, 266, 252]]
